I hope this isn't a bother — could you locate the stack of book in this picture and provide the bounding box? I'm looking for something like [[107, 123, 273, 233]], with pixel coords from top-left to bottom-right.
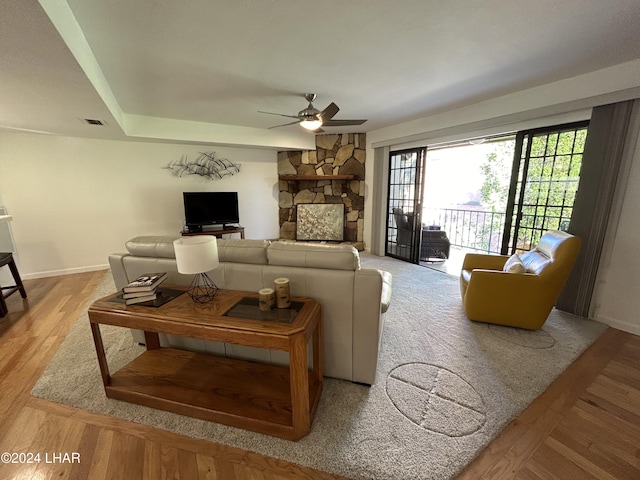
[[122, 272, 168, 305]]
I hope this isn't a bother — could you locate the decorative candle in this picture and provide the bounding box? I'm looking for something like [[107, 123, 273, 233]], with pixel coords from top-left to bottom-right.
[[258, 288, 275, 311], [274, 278, 291, 308]]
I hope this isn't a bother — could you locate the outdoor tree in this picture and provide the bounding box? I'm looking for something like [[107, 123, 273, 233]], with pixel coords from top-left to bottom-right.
[[479, 142, 514, 211], [467, 141, 514, 253]]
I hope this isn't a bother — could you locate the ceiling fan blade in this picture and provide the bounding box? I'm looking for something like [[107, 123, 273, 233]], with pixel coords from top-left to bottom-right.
[[268, 120, 301, 129], [319, 102, 339, 121], [322, 119, 368, 126], [258, 111, 301, 120]]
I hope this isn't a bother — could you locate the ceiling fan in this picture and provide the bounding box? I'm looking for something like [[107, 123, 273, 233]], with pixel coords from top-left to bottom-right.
[[259, 93, 367, 132]]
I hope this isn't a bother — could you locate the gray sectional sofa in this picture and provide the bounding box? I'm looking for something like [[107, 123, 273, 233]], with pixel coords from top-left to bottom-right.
[[109, 236, 392, 384]]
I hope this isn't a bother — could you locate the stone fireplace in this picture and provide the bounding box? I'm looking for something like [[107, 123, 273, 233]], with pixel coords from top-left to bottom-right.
[[278, 133, 366, 250]]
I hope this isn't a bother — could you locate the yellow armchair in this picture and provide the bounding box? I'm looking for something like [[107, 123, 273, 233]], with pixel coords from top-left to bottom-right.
[[459, 230, 581, 330]]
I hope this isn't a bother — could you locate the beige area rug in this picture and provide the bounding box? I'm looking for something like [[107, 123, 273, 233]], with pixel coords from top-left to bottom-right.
[[32, 255, 607, 480]]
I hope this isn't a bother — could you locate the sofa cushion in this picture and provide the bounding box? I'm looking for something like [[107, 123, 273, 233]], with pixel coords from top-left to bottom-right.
[[126, 235, 180, 259], [217, 239, 270, 265], [503, 253, 526, 274], [520, 250, 551, 275], [267, 241, 360, 271]]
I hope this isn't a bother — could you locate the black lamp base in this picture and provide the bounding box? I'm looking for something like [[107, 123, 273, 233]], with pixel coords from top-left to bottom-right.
[[187, 272, 218, 303]]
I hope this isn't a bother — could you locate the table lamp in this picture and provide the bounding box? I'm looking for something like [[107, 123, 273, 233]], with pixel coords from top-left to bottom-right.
[[173, 236, 219, 303]]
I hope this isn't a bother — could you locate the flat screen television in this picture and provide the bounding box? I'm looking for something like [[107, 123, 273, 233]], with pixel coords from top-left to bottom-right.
[[183, 192, 239, 230]]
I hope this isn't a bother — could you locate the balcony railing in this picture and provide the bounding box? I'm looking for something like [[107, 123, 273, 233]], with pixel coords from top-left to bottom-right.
[[423, 207, 506, 254]]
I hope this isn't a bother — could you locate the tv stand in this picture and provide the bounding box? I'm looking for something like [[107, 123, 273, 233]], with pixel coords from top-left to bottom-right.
[[182, 225, 245, 239]]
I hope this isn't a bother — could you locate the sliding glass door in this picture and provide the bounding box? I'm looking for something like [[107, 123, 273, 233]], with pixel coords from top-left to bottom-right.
[[384, 122, 589, 266], [502, 121, 589, 254], [385, 148, 426, 263]]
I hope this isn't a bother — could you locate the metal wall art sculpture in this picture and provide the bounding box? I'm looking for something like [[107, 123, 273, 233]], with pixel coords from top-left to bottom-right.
[[165, 152, 240, 180]]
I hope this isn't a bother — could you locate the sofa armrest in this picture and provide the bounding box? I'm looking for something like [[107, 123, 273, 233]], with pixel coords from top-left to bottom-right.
[[353, 269, 390, 385], [465, 269, 544, 296], [462, 253, 510, 271], [380, 270, 392, 314], [108, 253, 130, 290]]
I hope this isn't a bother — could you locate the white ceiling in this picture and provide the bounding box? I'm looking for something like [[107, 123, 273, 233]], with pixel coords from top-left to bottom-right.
[[2, 0, 640, 148]]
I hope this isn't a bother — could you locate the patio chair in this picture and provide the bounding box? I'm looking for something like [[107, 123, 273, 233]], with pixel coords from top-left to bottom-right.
[[393, 208, 451, 261], [392, 208, 413, 246]]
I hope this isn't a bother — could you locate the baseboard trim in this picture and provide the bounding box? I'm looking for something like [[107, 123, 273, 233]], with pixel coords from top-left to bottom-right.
[[21, 264, 109, 280], [594, 314, 640, 336]]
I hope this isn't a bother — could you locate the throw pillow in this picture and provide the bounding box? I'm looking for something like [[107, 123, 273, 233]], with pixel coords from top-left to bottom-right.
[[503, 253, 526, 274]]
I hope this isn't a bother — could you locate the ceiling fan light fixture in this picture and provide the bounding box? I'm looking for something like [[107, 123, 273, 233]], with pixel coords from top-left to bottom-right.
[[259, 93, 366, 131], [300, 118, 322, 130]]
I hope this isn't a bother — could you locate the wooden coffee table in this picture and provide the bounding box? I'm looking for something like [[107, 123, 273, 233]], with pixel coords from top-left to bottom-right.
[[88, 287, 322, 440]]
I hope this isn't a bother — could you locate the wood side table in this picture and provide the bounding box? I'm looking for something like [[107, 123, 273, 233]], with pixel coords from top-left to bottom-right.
[[181, 226, 245, 238], [88, 287, 322, 440]]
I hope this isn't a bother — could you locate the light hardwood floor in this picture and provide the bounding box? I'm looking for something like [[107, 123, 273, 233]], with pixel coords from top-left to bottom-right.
[[0, 271, 638, 479]]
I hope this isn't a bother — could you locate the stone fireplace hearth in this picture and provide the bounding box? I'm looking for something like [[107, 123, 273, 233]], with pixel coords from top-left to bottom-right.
[[278, 133, 366, 250]]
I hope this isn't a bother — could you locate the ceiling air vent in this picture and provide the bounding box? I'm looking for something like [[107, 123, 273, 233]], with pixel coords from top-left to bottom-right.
[[84, 119, 104, 126]]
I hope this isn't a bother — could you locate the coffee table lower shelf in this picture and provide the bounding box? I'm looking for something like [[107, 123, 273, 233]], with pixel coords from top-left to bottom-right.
[[105, 347, 322, 440]]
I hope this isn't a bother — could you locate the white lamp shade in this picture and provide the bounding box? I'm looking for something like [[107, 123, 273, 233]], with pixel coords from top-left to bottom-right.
[[173, 236, 219, 274], [300, 119, 322, 130]]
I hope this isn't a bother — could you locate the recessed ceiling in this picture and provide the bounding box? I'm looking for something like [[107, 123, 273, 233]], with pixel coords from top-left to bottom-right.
[[2, 0, 640, 148]]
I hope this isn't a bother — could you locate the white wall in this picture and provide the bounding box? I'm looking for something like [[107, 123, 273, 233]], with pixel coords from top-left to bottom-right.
[[0, 132, 279, 278], [590, 123, 640, 335]]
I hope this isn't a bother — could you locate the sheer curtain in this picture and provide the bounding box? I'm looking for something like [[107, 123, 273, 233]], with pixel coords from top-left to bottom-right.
[[557, 99, 640, 316]]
